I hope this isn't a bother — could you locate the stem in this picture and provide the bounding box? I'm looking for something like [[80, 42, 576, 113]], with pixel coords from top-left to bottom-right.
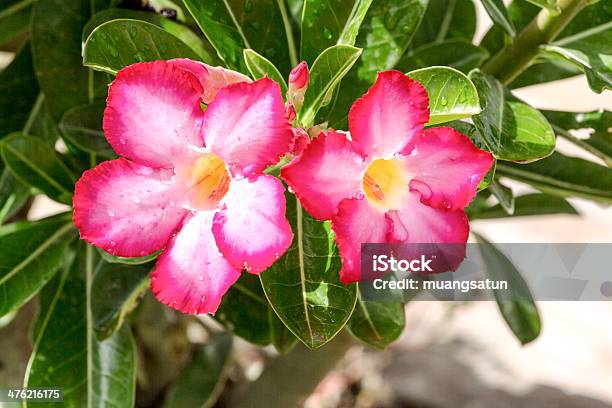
[[482, 0, 589, 84]]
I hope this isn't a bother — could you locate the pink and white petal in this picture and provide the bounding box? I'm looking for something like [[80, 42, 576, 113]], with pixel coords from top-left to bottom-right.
[[202, 78, 292, 177], [282, 131, 366, 220], [331, 198, 393, 283], [151, 211, 241, 314], [73, 158, 187, 257], [104, 60, 205, 168], [348, 70, 429, 158], [403, 127, 494, 211], [169, 58, 251, 104], [212, 175, 292, 273]]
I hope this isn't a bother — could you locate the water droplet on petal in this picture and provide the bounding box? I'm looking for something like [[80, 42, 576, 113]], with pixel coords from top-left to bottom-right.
[[107, 210, 115, 217]]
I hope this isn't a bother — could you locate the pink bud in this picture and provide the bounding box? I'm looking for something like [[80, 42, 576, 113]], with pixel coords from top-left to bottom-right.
[[285, 103, 297, 122], [289, 61, 309, 91]]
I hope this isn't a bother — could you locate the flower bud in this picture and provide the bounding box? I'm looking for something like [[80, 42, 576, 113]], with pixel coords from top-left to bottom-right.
[[285, 103, 297, 123], [289, 61, 309, 91]]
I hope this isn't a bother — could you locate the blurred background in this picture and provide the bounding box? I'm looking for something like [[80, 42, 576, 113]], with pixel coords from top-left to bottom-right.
[[0, 1, 610, 407]]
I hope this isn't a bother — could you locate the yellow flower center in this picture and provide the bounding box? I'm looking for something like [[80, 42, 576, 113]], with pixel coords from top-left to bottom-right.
[[362, 158, 410, 211], [188, 152, 230, 210]]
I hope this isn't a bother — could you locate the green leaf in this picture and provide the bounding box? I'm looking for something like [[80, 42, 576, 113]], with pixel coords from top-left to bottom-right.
[[243, 49, 288, 95], [97, 247, 160, 265], [83, 8, 220, 64], [59, 101, 116, 158], [31, 0, 109, 121], [299, 44, 362, 127], [260, 197, 357, 350], [0, 215, 74, 318], [83, 19, 199, 75], [480, 0, 516, 37], [348, 293, 404, 349], [469, 70, 555, 162], [182, 0, 292, 74], [497, 152, 612, 205], [300, 0, 373, 63], [24, 245, 137, 407], [398, 40, 489, 74], [489, 180, 514, 215], [543, 109, 612, 167], [468, 193, 578, 219], [0, 0, 33, 46], [0, 133, 76, 203], [408, 66, 481, 126], [269, 308, 299, 354], [0, 168, 29, 224], [164, 333, 233, 408], [474, 232, 541, 345], [410, 0, 477, 48], [91, 260, 150, 340], [524, 0, 559, 12], [0, 42, 39, 136], [540, 22, 612, 93]]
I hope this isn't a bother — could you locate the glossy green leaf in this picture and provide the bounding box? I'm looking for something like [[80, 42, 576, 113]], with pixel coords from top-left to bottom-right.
[[164, 333, 233, 408], [260, 197, 357, 350], [348, 293, 405, 349], [398, 40, 489, 74], [0, 133, 75, 203], [84, 19, 199, 75], [543, 109, 612, 167], [474, 232, 541, 345], [269, 308, 299, 354], [59, 101, 116, 158], [25, 245, 137, 407], [410, 0, 477, 48], [480, 0, 515, 37], [0, 215, 74, 318], [468, 193, 578, 219], [489, 180, 514, 215], [96, 248, 160, 265], [91, 260, 150, 340], [83, 8, 219, 63], [299, 44, 362, 127], [540, 23, 612, 93], [408, 66, 481, 126], [497, 152, 612, 205], [0, 0, 33, 45], [0, 168, 29, 224], [183, 0, 292, 74], [469, 70, 555, 162], [31, 0, 109, 121], [300, 0, 373, 63], [244, 49, 288, 95]]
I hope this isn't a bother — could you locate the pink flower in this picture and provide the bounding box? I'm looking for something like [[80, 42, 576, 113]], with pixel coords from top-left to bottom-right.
[[281, 71, 494, 283], [73, 60, 294, 314]]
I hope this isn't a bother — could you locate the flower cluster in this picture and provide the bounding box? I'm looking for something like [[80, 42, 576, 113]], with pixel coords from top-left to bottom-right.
[[73, 59, 493, 314]]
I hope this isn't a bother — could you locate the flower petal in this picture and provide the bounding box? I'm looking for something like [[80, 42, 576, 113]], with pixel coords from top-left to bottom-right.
[[403, 127, 494, 211], [104, 60, 205, 168], [348, 70, 429, 158], [169, 58, 251, 104], [202, 78, 292, 177], [212, 175, 292, 273], [73, 158, 187, 257], [331, 198, 393, 283], [282, 131, 365, 220], [151, 211, 241, 314]]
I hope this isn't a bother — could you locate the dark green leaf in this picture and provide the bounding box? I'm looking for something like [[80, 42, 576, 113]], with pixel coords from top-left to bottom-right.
[[269, 308, 298, 354], [348, 293, 404, 349], [91, 260, 150, 340], [300, 0, 373, 63], [0, 0, 32, 45], [59, 101, 115, 158], [260, 197, 357, 350], [299, 44, 362, 127], [474, 232, 541, 345], [408, 66, 481, 126], [469, 70, 555, 162], [244, 49, 288, 95], [497, 152, 612, 204], [480, 0, 516, 37], [84, 19, 199, 75], [0, 215, 74, 318], [398, 40, 489, 74], [96, 247, 160, 265], [183, 0, 293, 74], [31, 0, 109, 120], [410, 0, 477, 48], [0, 168, 29, 224], [468, 193, 578, 219], [25, 245, 137, 407], [489, 180, 514, 215], [0, 133, 75, 203], [164, 333, 233, 408]]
